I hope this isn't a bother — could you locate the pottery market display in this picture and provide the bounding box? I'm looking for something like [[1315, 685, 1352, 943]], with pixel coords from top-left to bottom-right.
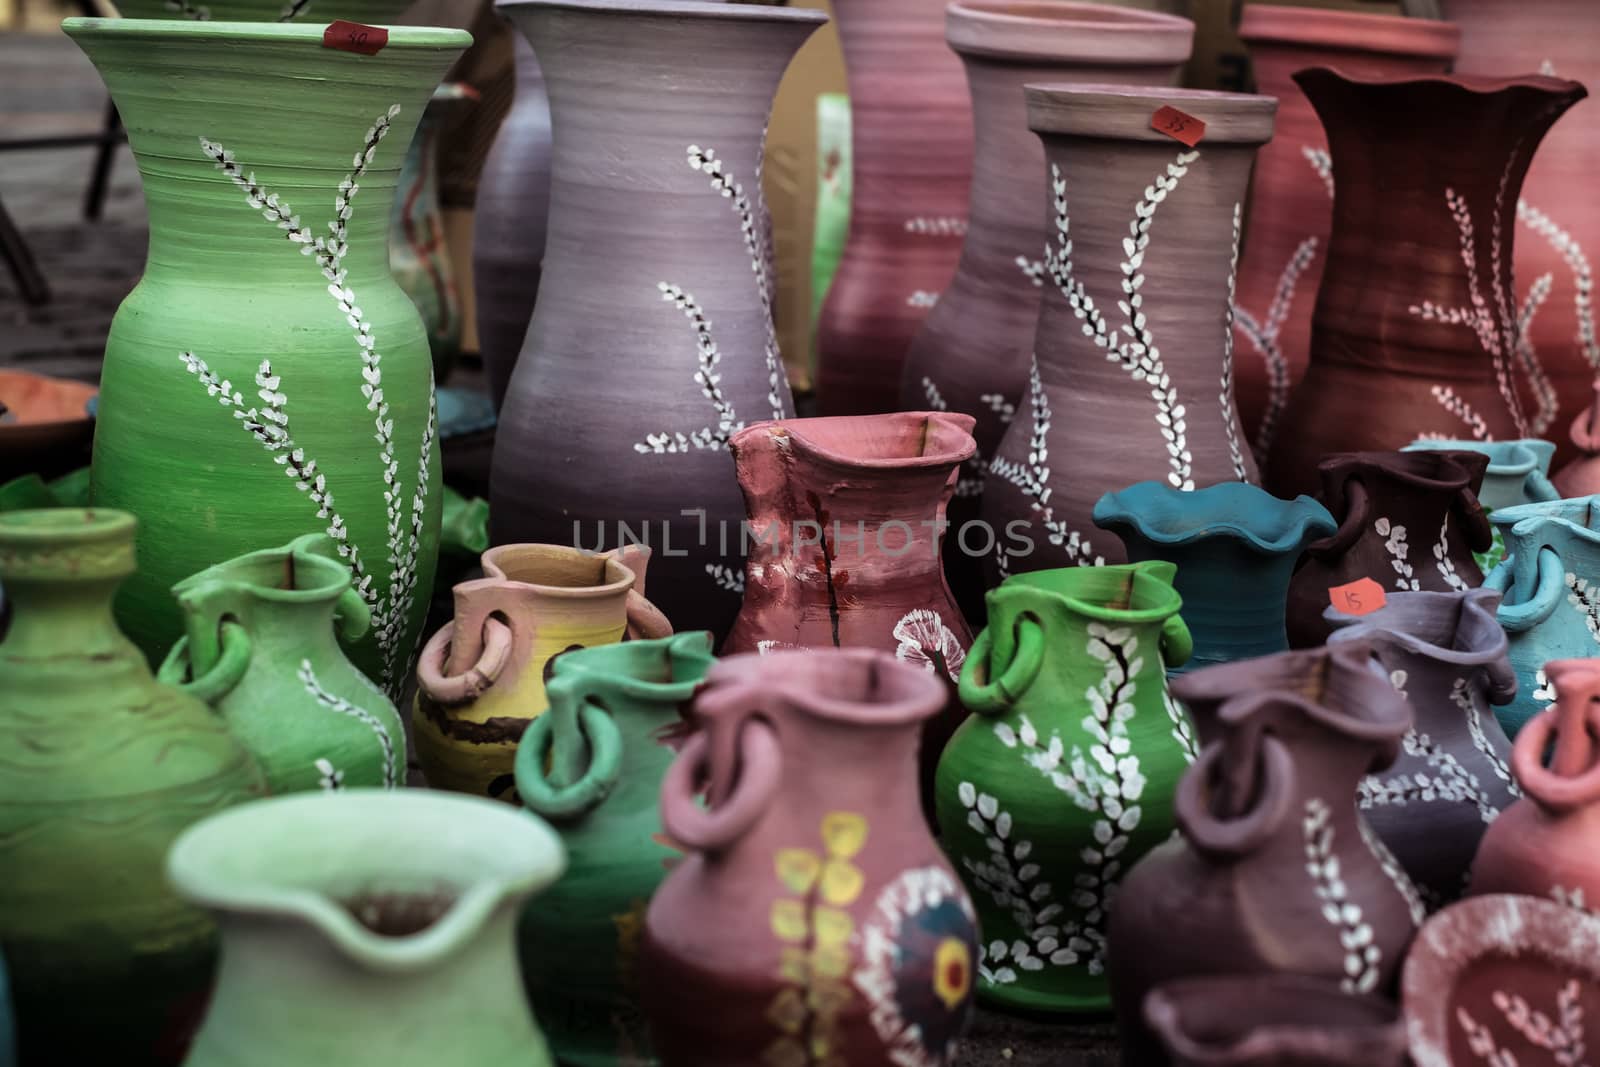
[[0, 509, 266, 1067], [1326, 588, 1520, 908], [414, 542, 671, 802], [156, 533, 405, 794], [515, 631, 715, 1066], [1231, 6, 1458, 462], [812, 0, 973, 416], [474, 26, 552, 412], [981, 85, 1274, 580], [641, 649, 979, 1066], [490, 0, 826, 643], [1483, 497, 1600, 737], [1093, 480, 1334, 674], [935, 561, 1193, 1014], [71, 18, 468, 696], [111, 0, 411, 18], [1285, 450, 1492, 650], [1109, 643, 1423, 1067], [1403, 437, 1560, 572], [1264, 70, 1586, 500], [167, 789, 564, 1066], [896, 1, 1193, 621]]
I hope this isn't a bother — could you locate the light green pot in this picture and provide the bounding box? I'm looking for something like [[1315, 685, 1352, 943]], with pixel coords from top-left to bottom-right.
[[112, 0, 413, 21], [168, 789, 565, 1066], [67, 17, 470, 698]]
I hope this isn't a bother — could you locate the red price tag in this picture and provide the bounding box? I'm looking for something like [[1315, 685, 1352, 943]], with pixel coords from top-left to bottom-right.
[[323, 20, 388, 56], [1329, 577, 1386, 617], [1151, 104, 1205, 148]]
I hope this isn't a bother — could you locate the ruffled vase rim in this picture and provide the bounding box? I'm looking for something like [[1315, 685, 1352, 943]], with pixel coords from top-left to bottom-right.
[[732, 412, 978, 472], [1237, 3, 1459, 58], [1403, 438, 1552, 478], [1092, 480, 1335, 557], [996, 560, 1183, 623], [1292, 65, 1586, 104], [170, 533, 349, 608], [1326, 588, 1510, 668], [61, 16, 472, 48], [552, 630, 713, 704], [708, 648, 946, 728], [945, 0, 1193, 65], [476, 543, 641, 601]]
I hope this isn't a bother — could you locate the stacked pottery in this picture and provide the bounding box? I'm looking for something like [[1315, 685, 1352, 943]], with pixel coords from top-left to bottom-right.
[[641, 649, 979, 1065], [1327, 589, 1520, 908], [935, 562, 1194, 1013], [1093, 480, 1334, 674], [414, 543, 671, 801], [981, 85, 1274, 579], [1109, 643, 1424, 1066], [489, 0, 826, 642], [1264, 70, 1586, 499], [895, 1, 1194, 621], [515, 632, 716, 1066], [1285, 451, 1492, 649], [1231, 5, 1459, 462], [1482, 496, 1600, 737], [1403, 438, 1559, 572]]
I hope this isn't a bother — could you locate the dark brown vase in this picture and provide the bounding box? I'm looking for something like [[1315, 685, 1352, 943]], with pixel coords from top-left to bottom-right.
[[1286, 450, 1492, 650], [1264, 70, 1586, 500], [1231, 6, 1458, 465], [488, 0, 827, 643], [981, 85, 1273, 579], [896, 1, 1194, 624], [813, 0, 974, 416]]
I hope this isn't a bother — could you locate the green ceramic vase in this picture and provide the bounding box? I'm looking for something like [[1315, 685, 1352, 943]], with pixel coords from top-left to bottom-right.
[[111, 0, 413, 21], [514, 631, 715, 1066], [167, 789, 564, 1066], [933, 561, 1193, 1015], [67, 18, 470, 698], [0, 508, 267, 1067], [157, 533, 406, 793]]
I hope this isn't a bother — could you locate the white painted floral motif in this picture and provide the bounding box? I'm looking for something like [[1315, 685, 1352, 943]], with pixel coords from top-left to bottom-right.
[[1220, 203, 1250, 483], [1535, 668, 1559, 709], [1457, 979, 1589, 1066], [705, 563, 744, 595], [1520, 200, 1599, 374], [314, 757, 344, 792], [1303, 146, 1334, 200], [1454, 677, 1518, 792], [755, 640, 804, 656], [1357, 815, 1429, 927], [892, 609, 966, 682], [904, 216, 968, 236], [1303, 797, 1385, 993], [1435, 515, 1469, 591], [1375, 517, 1421, 591], [1566, 573, 1600, 645], [298, 659, 400, 789], [920, 377, 1015, 499], [1431, 386, 1496, 442], [906, 291, 940, 309], [1553, 886, 1590, 914], [1359, 728, 1497, 825], [1014, 255, 1046, 288]]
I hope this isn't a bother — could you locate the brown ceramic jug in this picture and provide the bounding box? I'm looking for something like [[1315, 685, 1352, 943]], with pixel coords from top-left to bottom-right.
[[1109, 642, 1423, 1067], [1231, 6, 1459, 464], [1264, 70, 1586, 500], [981, 85, 1273, 579], [640, 648, 979, 1066], [1286, 451, 1492, 650]]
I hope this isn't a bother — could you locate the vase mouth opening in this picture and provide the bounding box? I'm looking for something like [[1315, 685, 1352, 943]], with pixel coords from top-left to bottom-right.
[[1292, 65, 1587, 106], [1403, 438, 1550, 479], [1327, 588, 1509, 667], [1091, 481, 1335, 557], [735, 413, 977, 471], [498, 0, 827, 25], [480, 543, 637, 598], [713, 648, 947, 727], [0, 508, 137, 582], [1236, 3, 1460, 59], [61, 15, 472, 49], [1494, 496, 1600, 541], [1146, 973, 1403, 1061], [172, 535, 350, 604], [552, 630, 715, 700], [1321, 448, 1488, 493], [1002, 560, 1181, 622], [945, 0, 1193, 65], [1025, 83, 1276, 145]]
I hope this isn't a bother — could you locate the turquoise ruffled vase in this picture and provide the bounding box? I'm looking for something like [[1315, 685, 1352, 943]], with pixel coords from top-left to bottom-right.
[[1403, 439, 1559, 572], [1093, 481, 1336, 674]]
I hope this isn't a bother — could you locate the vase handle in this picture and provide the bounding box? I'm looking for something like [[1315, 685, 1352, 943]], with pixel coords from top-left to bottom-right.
[[1161, 613, 1193, 671], [1175, 733, 1295, 861], [958, 615, 1045, 716], [1500, 546, 1565, 633], [625, 590, 673, 641], [415, 616, 516, 705], [332, 586, 372, 643], [1511, 686, 1600, 815], [157, 620, 252, 706], [515, 695, 623, 822], [1309, 479, 1370, 559], [659, 719, 781, 854]]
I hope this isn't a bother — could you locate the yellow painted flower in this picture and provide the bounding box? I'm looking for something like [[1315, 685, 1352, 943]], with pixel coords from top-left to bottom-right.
[[774, 847, 821, 893], [769, 898, 808, 942], [820, 811, 868, 857], [765, 987, 807, 1035], [812, 906, 853, 948], [933, 936, 973, 1010], [820, 858, 864, 905]]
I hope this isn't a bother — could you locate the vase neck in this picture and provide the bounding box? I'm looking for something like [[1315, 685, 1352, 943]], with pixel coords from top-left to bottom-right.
[[3, 575, 134, 662]]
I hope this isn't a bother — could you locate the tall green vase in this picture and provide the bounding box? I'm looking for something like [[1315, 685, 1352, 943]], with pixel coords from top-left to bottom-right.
[[67, 18, 470, 698], [0, 508, 267, 1067], [933, 561, 1193, 1015], [514, 631, 715, 1066]]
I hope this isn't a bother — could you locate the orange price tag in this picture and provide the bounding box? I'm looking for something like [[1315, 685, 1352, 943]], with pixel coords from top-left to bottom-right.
[[1151, 105, 1205, 148], [1329, 577, 1386, 617], [323, 20, 388, 56]]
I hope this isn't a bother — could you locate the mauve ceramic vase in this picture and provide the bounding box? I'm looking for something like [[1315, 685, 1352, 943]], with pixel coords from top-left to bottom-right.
[[473, 27, 551, 412], [1403, 437, 1559, 572], [1326, 589, 1519, 909], [489, 0, 826, 644], [813, 0, 974, 416], [1232, 6, 1458, 464], [1264, 70, 1586, 500], [1483, 497, 1600, 738], [1556, 386, 1600, 496], [640, 649, 979, 1066], [1285, 450, 1492, 650], [896, 0, 1193, 622], [981, 85, 1274, 580], [1093, 480, 1334, 674], [1109, 643, 1424, 1067]]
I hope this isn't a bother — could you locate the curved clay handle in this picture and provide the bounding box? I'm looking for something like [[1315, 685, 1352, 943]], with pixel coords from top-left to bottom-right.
[[625, 589, 673, 640], [1176, 734, 1296, 861], [333, 586, 372, 642], [957, 616, 1045, 716], [659, 720, 781, 853], [157, 621, 252, 706], [1161, 613, 1194, 671], [1500, 546, 1565, 634], [415, 616, 515, 706], [1455, 485, 1494, 553], [1308, 479, 1370, 560], [1526, 468, 1561, 503], [515, 701, 623, 821], [1511, 698, 1600, 815]]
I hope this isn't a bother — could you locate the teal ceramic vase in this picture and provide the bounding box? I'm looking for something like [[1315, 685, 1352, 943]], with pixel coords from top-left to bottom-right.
[[934, 561, 1193, 1014], [514, 631, 715, 1066], [157, 533, 406, 794], [168, 789, 565, 1066], [1093, 481, 1335, 674], [1404, 438, 1560, 572], [1482, 495, 1600, 736], [67, 18, 471, 698]]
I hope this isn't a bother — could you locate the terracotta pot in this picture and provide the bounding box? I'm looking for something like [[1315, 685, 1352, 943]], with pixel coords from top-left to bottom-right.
[[1264, 70, 1586, 500], [1555, 383, 1600, 497], [413, 542, 672, 802], [1444, 0, 1600, 470], [1326, 588, 1519, 909], [1470, 658, 1600, 908], [1232, 6, 1458, 464], [1109, 643, 1423, 1067], [1403, 437, 1560, 573], [1145, 974, 1406, 1067], [812, 0, 974, 416], [473, 26, 551, 412], [640, 649, 979, 1066], [0, 369, 96, 482], [489, 0, 825, 644], [1285, 450, 1492, 650], [897, 1, 1193, 624], [981, 85, 1273, 579]]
